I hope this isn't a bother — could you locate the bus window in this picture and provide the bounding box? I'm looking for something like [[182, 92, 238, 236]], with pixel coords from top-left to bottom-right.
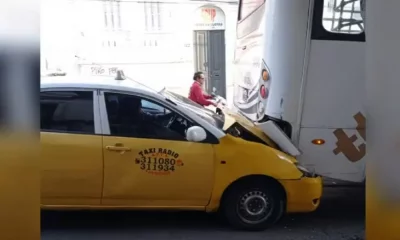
[[238, 0, 265, 21], [311, 0, 365, 41], [322, 0, 364, 34]]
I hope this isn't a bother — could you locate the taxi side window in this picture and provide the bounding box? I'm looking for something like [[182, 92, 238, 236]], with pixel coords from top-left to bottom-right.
[[40, 91, 95, 134], [141, 99, 169, 113], [104, 92, 192, 141]]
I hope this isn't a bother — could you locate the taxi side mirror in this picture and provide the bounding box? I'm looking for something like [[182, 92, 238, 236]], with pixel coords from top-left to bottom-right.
[[186, 126, 207, 142]]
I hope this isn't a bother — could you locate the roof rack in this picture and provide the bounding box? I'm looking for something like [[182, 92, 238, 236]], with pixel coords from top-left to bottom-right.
[[115, 69, 126, 80]]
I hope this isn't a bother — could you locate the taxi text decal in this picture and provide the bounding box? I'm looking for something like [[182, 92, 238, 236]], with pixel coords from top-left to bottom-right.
[[135, 148, 184, 175]]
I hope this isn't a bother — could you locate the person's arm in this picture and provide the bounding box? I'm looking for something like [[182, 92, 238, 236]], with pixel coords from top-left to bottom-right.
[[192, 84, 214, 106], [141, 111, 172, 122]]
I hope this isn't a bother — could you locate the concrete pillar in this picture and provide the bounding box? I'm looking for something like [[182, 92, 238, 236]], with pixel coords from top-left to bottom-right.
[[366, 0, 400, 238]]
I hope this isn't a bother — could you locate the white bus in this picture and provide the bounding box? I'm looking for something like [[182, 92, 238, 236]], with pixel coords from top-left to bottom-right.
[[233, 0, 366, 183]]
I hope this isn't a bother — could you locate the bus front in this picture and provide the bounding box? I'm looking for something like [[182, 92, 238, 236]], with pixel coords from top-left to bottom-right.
[[233, 0, 311, 139]]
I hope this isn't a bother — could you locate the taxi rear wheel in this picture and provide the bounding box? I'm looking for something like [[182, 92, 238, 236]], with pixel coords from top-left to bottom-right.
[[222, 182, 285, 231]]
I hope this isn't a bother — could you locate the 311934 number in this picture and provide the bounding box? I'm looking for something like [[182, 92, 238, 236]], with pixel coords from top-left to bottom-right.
[[140, 157, 176, 172]]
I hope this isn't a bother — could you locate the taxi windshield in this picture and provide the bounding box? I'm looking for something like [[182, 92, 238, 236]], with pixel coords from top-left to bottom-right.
[[159, 89, 224, 129], [121, 76, 224, 129]]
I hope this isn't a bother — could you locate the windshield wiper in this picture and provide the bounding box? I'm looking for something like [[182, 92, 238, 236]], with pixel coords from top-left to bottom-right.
[[165, 98, 177, 106], [159, 87, 166, 94]]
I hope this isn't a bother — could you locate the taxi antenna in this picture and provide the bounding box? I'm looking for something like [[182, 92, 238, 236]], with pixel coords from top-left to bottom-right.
[[115, 69, 126, 80]]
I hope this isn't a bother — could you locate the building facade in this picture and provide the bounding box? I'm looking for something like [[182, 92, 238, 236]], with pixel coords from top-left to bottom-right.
[[42, 0, 238, 103]]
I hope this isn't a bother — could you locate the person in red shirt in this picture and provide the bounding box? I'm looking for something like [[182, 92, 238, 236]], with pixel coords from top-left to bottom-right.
[[188, 72, 217, 107]]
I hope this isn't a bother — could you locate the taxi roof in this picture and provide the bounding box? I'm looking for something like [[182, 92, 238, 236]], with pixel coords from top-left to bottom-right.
[[40, 73, 227, 139], [40, 74, 164, 95]]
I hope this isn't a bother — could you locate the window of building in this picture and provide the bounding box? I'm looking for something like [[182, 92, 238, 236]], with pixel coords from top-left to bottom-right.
[[102, 1, 122, 48], [238, 0, 265, 21], [144, 2, 162, 32], [40, 91, 95, 134], [322, 0, 364, 34], [104, 92, 192, 141], [103, 0, 121, 31], [142, 2, 178, 49]]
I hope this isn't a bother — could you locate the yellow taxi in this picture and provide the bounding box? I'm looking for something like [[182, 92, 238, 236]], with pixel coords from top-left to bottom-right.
[[40, 71, 322, 231]]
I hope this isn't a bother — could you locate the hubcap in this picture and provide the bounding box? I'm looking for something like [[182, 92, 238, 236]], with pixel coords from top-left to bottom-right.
[[237, 190, 272, 224]]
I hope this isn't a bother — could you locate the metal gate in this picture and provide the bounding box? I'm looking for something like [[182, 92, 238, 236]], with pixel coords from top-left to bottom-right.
[[193, 30, 226, 98]]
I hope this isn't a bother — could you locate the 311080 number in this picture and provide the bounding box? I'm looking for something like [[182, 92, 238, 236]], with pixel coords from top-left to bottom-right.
[[139, 157, 176, 172]]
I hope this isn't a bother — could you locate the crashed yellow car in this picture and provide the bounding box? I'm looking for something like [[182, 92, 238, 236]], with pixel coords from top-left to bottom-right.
[[40, 71, 322, 231]]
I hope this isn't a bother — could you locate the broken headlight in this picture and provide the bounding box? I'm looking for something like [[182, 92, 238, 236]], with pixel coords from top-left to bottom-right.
[[295, 163, 317, 178]]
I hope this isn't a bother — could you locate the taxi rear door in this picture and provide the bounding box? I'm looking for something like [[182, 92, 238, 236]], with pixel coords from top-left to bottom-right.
[[41, 89, 103, 206], [99, 90, 216, 208]]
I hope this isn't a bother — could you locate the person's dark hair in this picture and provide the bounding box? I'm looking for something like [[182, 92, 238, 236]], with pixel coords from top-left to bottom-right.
[[193, 71, 203, 81]]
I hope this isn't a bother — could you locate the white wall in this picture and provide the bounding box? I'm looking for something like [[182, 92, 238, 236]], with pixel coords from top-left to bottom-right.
[[41, 0, 77, 72], [42, 0, 238, 101]]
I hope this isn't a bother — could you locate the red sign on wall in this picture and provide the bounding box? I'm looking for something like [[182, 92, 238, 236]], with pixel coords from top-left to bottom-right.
[[201, 8, 217, 23], [194, 6, 224, 30]]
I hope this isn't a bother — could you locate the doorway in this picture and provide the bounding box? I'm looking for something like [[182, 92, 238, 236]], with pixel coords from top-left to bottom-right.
[[193, 30, 226, 98]]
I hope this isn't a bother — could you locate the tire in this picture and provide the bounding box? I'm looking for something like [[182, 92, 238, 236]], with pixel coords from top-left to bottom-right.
[[222, 181, 285, 231]]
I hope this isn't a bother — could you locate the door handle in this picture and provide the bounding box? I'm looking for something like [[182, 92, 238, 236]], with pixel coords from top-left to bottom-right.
[[106, 145, 132, 154], [106, 146, 131, 151]]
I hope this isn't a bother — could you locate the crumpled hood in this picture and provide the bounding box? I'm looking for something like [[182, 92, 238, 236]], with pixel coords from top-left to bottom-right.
[[221, 108, 277, 148], [221, 107, 301, 158]]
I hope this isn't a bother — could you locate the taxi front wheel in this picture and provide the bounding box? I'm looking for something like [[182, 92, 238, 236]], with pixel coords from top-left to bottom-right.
[[222, 182, 285, 231]]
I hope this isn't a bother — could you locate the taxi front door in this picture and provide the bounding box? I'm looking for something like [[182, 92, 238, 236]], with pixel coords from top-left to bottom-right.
[[100, 91, 215, 208]]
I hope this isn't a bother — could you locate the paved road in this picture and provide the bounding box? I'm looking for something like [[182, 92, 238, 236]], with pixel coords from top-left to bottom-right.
[[41, 187, 365, 240]]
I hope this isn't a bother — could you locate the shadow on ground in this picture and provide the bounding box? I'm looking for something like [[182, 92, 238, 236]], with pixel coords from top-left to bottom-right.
[[41, 187, 365, 240]]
